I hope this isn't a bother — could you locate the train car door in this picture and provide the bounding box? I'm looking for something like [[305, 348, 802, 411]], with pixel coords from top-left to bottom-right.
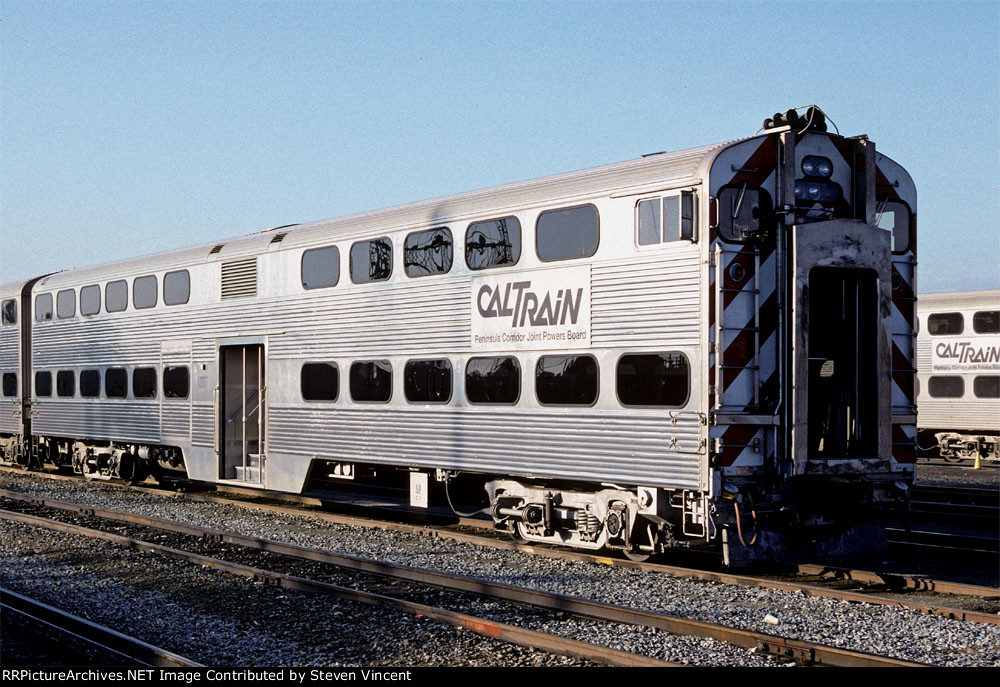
[[218, 343, 265, 484]]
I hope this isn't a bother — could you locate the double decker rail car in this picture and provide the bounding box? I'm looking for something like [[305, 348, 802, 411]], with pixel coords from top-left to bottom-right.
[[0, 106, 918, 565], [916, 290, 1000, 463]]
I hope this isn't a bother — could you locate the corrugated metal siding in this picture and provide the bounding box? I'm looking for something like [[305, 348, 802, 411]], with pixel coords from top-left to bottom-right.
[[32, 400, 161, 442], [918, 399, 1000, 431]]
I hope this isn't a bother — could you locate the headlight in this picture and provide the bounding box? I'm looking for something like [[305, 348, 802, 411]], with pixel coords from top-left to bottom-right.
[[794, 181, 841, 202], [801, 155, 833, 178]]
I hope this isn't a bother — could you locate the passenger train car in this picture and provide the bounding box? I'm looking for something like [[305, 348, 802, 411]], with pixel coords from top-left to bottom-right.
[[916, 290, 1000, 462], [0, 107, 917, 565]]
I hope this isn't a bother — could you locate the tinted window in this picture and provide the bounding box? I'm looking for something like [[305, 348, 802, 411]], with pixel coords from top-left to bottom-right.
[[404, 228, 453, 277], [163, 366, 189, 399], [80, 285, 101, 316], [105, 368, 128, 398], [717, 185, 774, 242], [928, 312, 963, 335], [133, 275, 158, 309], [974, 376, 1000, 399], [973, 311, 999, 334], [350, 238, 392, 284], [1, 299, 15, 326], [617, 353, 690, 406], [80, 370, 100, 398], [301, 363, 339, 401], [35, 293, 53, 322], [466, 217, 521, 270], [2, 373, 16, 397], [301, 246, 341, 290], [536, 355, 598, 405], [163, 270, 190, 306], [404, 359, 452, 403], [35, 371, 52, 397], [57, 371, 75, 397], [928, 376, 964, 398], [875, 200, 911, 253], [133, 367, 157, 399], [350, 360, 392, 402], [57, 289, 76, 319], [106, 280, 128, 312], [466, 356, 520, 405], [536, 205, 599, 262]]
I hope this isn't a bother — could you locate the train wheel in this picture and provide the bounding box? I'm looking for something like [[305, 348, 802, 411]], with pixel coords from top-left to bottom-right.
[[623, 548, 653, 562]]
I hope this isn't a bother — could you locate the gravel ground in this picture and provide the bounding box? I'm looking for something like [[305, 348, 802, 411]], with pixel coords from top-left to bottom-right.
[[2, 471, 999, 667], [916, 461, 1000, 489]]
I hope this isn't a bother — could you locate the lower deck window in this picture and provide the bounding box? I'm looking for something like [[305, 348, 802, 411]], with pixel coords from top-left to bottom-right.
[[80, 370, 100, 398], [164, 366, 190, 399], [105, 368, 128, 398], [350, 361, 392, 402], [2, 373, 16, 397], [466, 357, 520, 404], [35, 371, 52, 397], [404, 359, 452, 403], [301, 363, 339, 401], [928, 376, 964, 398], [133, 368, 157, 398], [57, 371, 75, 397], [617, 353, 689, 406], [974, 376, 999, 399], [536, 355, 598, 405]]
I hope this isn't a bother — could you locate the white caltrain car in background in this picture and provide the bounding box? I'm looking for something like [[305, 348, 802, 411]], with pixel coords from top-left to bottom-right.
[[0, 107, 918, 565], [916, 290, 1000, 462]]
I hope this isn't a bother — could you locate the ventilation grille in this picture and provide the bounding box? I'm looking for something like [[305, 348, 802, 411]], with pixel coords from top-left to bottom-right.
[[221, 258, 258, 300], [269, 232, 289, 245], [209, 244, 225, 255]]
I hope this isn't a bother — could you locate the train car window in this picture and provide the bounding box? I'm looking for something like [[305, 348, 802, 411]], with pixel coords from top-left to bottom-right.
[[301, 246, 341, 290], [404, 228, 453, 277], [617, 353, 690, 407], [466, 217, 521, 270], [973, 310, 1000, 334], [35, 293, 53, 322], [350, 238, 392, 284], [133, 367, 157, 399], [974, 376, 1000, 399], [163, 366, 190, 399], [350, 360, 392, 402], [927, 312, 963, 335], [163, 270, 190, 306], [466, 356, 520, 405], [105, 280, 128, 312], [404, 359, 452, 403], [637, 193, 694, 246], [716, 185, 774, 242], [301, 363, 339, 401], [874, 200, 911, 254], [637, 199, 661, 245], [80, 285, 101, 316], [80, 370, 100, 398], [133, 275, 158, 309], [536, 355, 598, 405], [928, 375, 964, 398], [56, 289, 76, 319], [2, 373, 16, 397], [56, 371, 75, 397], [536, 205, 599, 262], [35, 371, 52, 397], [1, 299, 15, 326], [105, 368, 128, 398]]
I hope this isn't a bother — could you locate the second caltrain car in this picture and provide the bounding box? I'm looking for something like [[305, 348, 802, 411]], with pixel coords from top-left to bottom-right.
[[0, 106, 917, 565]]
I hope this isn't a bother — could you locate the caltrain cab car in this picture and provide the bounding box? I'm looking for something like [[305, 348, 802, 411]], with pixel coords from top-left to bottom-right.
[[916, 290, 1000, 463], [0, 107, 918, 565]]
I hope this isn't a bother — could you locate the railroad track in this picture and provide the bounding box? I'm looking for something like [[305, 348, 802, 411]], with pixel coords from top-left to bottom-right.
[[1, 587, 200, 667], [0, 489, 969, 667]]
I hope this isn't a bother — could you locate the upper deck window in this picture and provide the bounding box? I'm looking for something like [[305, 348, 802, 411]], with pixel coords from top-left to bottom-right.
[[350, 238, 393, 284], [1, 299, 15, 326], [301, 246, 341, 290], [56, 289, 76, 319], [133, 276, 158, 309], [536, 205, 599, 262], [466, 217, 521, 270], [163, 270, 190, 306], [80, 285, 101, 316], [637, 192, 695, 245], [928, 312, 963, 336], [973, 311, 999, 334], [404, 228, 453, 277], [106, 280, 128, 313], [874, 200, 911, 254], [716, 185, 774, 242], [35, 294, 53, 322]]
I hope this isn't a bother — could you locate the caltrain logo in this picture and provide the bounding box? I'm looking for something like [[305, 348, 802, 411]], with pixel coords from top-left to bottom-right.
[[935, 341, 1000, 365], [477, 281, 584, 327]]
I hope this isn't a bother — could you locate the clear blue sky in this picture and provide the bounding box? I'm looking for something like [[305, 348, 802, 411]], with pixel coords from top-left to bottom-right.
[[2, 0, 997, 293]]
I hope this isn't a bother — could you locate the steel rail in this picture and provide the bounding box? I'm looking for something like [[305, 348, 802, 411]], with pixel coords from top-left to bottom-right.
[[0, 586, 201, 667], [0, 509, 674, 668], [0, 499, 932, 666]]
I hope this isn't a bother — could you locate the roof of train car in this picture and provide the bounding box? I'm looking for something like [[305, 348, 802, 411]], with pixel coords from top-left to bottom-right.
[[917, 289, 1000, 312], [29, 137, 738, 291]]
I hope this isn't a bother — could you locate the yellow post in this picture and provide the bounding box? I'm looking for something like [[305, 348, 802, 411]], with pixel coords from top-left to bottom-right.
[[971, 451, 982, 470]]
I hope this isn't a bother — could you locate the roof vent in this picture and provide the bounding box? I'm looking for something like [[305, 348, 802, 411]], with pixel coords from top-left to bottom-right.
[[209, 244, 225, 255], [221, 258, 258, 300], [269, 232, 289, 245]]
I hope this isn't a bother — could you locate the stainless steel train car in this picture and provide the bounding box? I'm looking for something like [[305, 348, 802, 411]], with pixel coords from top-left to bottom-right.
[[916, 290, 1000, 462], [0, 107, 918, 565]]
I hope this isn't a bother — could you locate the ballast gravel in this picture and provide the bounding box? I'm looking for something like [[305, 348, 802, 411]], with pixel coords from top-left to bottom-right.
[[3, 471, 999, 667]]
